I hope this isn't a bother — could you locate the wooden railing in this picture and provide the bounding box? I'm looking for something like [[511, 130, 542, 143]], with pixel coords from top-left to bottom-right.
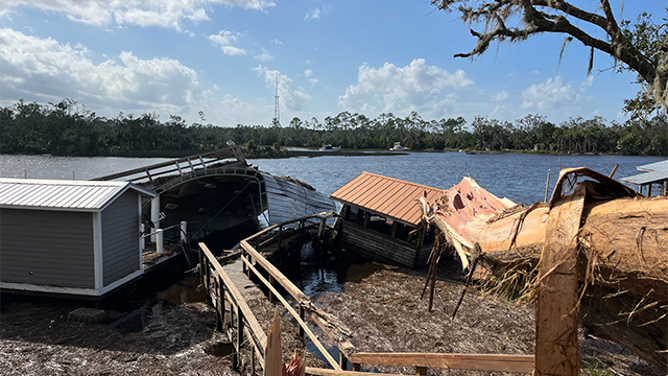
[[199, 243, 266, 371], [238, 212, 353, 370], [348, 353, 534, 374], [199, 213, 535, 375]]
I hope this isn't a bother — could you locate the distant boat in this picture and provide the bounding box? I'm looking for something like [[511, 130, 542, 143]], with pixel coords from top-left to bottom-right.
[[319, 144, 340, 152], [389, 142, 409, 151]]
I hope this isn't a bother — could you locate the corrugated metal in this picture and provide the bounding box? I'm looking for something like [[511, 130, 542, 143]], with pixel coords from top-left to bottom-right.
[[262, 173, 336, 225], [620, 170, 668, 185], [330, 172, 443, 226], [0, 178, 155, 211], [636, 159, 668, 172]]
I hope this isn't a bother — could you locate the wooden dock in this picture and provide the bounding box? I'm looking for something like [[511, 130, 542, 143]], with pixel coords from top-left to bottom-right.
[[198, 213, 535, 375]]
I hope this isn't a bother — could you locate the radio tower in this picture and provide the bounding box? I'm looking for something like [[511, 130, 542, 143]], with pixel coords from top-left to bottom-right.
[[273, 76, 280, 125]]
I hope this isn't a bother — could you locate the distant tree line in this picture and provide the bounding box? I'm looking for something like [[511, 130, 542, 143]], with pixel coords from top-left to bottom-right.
[[1, 99, 667, 157]]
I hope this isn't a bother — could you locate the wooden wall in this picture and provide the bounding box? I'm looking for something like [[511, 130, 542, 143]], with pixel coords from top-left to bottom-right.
[[338, 220, 424, 268]]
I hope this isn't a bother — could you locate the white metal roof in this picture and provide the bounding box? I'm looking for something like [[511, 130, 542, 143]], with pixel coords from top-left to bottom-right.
[[0, 178, 155, 211], [620, 170, 668, 186], [636, 159, 668, 172]]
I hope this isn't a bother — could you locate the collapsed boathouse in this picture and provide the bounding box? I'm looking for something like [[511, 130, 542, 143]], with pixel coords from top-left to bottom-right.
[[330, 172, 440, 268], [0, 178, 155, 298]]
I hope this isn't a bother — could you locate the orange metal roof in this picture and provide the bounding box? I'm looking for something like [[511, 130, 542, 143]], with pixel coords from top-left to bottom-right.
[[330, 172, 444, 226]]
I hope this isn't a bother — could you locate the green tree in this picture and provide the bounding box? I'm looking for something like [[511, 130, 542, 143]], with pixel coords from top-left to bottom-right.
[[430, 1, 668, 115]]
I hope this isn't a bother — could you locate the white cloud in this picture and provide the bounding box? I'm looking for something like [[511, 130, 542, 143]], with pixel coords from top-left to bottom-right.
[[338, 58, 473, 117], [184, 30, 195, 37], [304, 69, 317, 84], [254, 48, 273, 61], [0, 28, 204, 115], [271, 38, 282, 45], [491, 91, 509, 102], [521, 76, 580, 111], [0, 0, 276, 31], [252, 65, 311, 111], [208, 30, 246, 56], [305, 8, 321, 20]]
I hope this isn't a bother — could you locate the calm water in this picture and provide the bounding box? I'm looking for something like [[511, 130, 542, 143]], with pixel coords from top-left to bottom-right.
[[0, 152, 664, 204]]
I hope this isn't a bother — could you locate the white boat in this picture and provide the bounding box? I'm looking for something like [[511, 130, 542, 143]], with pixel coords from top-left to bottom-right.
[[319, 144, 340, 152], [389, 142, 409, 151]]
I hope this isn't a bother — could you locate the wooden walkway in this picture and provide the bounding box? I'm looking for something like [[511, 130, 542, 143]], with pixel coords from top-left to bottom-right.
[[198, 214, 535, 375]]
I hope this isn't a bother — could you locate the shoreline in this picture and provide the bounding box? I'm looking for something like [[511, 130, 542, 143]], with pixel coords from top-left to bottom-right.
[[0, 147, 655, 160]]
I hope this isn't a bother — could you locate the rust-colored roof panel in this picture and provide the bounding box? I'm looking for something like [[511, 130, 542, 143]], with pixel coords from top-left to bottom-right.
[[330, 172, 443, 226]]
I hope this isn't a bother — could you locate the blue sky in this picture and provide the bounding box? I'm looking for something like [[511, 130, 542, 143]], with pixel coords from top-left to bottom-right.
[[0, 1, 663, 127]]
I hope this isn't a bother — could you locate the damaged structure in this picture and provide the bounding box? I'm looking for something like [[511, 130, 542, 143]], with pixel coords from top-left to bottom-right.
[[330, 172, 438, 268], [420, 167, 668, 371]]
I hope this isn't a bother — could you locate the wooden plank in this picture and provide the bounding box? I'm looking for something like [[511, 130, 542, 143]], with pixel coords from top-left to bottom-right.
[[240, 239, 356, 359], [535, 185, 586, 376], [241, 255, 341, 370], [199, 243, 267, 349], [306, 368, 404, 376], [349, 353, 534, 373]]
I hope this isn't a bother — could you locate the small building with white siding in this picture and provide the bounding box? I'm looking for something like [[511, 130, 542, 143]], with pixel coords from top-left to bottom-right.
[[0, 178, 156, 298]]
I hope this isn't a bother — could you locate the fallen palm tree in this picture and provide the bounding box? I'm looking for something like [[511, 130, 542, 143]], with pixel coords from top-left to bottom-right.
[[420, 167, 668, 371]]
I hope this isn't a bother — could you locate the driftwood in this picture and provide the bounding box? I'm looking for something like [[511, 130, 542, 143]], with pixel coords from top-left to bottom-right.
[[420, 167, 668, 370]]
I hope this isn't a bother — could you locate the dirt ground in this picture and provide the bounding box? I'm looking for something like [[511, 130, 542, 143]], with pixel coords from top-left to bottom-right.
[[313, 264, 664, 376], [0, 298, 237, 376], [0, 261, 663, 376]]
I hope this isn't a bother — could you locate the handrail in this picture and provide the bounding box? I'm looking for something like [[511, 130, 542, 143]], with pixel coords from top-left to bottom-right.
[[93, 146, 242, 181], [199, 242, 267, 369], [241, 254, 341, 370], [348, 353, 535, 373], [238, 211, 357, 368]]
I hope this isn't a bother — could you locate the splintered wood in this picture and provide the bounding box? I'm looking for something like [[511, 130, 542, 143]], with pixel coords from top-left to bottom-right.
[[420, 167, 668, 371], [535, 185, 585, 376]]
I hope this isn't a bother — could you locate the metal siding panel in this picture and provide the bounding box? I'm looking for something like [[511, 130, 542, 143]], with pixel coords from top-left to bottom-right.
[[102, 191, 140, 286], [351, 177, 390, 208], [331, 173, 442, 227], [332, 174, 374, 203], [374, 182, 415, 215], [0, 208, 95, 288], [11, 185, 45, 206], [621, 170, 668, 185], [359, 180, 400, 210], [45, 185, 79, 208], [0, 179, 154, 210]]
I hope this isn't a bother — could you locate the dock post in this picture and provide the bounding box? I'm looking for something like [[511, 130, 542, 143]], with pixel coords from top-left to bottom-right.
[[140, 224, 145, 250], [298, 303, 305, 342], [278, 226, 283, 249], [268, 275, 276, 303], [180, 221, 187, 244], [150, 196, 161, 242], [215, 278, 223, 332], [416, 366, 427, 375], [156, 229, 164, 254], [234, 308, 244, 370], [339, 352, 348, 370]]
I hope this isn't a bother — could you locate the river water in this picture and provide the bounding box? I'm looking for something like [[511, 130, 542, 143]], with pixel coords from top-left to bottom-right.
[[2, 152, 661, 204]]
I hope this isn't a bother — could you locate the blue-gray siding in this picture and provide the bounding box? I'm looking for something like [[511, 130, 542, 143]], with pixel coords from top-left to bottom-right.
[[102, 191, 139, 286], [0, 208, 95, 288]]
